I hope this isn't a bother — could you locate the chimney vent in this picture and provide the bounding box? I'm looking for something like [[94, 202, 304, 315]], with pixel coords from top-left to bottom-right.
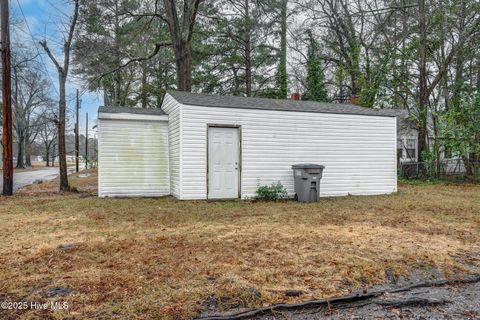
[[350, 95, 359, 105]]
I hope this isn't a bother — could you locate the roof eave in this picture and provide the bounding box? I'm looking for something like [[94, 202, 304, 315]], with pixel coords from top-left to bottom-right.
[[176, 101, 396, 118], [98, 112, 169, 121]]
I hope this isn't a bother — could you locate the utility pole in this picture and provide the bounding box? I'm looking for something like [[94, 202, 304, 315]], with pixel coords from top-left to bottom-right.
[[1, 0, 13, 196], [85, 112, 88, 169], [75, 89, 79, 172]]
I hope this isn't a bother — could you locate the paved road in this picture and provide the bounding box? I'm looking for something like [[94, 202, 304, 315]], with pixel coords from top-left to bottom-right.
[[0, 167, 77, 191]]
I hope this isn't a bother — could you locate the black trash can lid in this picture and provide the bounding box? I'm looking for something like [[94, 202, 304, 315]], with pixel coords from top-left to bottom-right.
[[291, 163, 325, 169]]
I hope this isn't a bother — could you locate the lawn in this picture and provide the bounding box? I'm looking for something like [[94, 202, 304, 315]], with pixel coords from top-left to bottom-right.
[[1, 171, 479, 319]]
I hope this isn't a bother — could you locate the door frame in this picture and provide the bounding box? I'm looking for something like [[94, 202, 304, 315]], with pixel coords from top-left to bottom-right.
[[206, 124, 242, 200]]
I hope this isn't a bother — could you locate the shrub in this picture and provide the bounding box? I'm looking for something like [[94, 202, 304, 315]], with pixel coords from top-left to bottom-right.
[[255, 181, 288, 201]]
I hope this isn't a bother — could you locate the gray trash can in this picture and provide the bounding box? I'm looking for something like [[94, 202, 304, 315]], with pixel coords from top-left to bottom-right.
[[292, 164, 325, 202]]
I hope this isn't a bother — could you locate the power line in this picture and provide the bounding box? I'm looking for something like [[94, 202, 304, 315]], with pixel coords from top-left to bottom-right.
[[45, 0, 69, 18], [15, 0, 59, 97]]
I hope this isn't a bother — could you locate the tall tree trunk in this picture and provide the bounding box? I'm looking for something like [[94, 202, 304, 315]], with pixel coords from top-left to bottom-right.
[[45, 142, 50, 167], [52, 141, 56, 167], [102, 83, 111, 106], [39, 0, 78, 191], [245, 43, 252, 96], [163, 0, 200, 92], [277, 0, 288, 98], [58, 72, 70, 191], [113, 0, 122, 105], [16, 133, 25, 168], [350, 68, 358, 96], [25, 143, 32, 166], [417, 0, 429, 162], [452, 0, 467, 110], [350, 48, 361, 96], [173, 41, 193, 91], [174, 41, 192, 91], [244, 0, 252, 96], [400, 0, 409, 109], [141, 60, 148, 108], [25, 130, 32, 167]]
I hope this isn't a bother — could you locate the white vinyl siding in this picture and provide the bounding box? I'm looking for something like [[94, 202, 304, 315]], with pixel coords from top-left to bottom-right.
[[161, 94, 182, 198], [178, 104, 397, 199], [98, 118, 170, 197]]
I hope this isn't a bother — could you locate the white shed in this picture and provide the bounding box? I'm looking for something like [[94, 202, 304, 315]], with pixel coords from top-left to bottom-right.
[[98, 91, 397, 199]]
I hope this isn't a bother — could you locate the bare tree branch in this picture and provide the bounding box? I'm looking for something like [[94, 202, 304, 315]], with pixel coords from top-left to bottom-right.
[[99, 42, 172, 80], [38, 40, 61, 71]]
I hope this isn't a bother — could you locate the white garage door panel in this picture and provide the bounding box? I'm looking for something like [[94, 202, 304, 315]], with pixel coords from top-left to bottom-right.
[[98, 119, 170, 197]]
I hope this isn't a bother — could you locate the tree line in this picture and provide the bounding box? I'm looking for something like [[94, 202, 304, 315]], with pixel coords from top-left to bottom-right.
[[74, 0, 479, 165], [3, 0, 479, 192]]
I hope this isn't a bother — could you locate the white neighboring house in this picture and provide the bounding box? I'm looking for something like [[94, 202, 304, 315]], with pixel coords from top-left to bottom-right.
[[97, 91, 398, 199], [388, 109, 468, 174], [386, 109, 418, 163]]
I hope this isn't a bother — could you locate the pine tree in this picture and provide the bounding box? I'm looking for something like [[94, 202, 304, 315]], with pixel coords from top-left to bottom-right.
[[303, 31, 328, 102], [274, 0, 288, 99]]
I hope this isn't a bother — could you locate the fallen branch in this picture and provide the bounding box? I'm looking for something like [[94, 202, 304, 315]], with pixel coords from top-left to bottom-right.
[[196, 275, 480, 320], [196, 292, 379, 320]]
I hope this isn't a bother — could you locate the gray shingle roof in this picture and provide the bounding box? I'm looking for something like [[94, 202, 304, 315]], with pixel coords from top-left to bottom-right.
[[167, 91, 396, 117], [98, 106, 166, 115]]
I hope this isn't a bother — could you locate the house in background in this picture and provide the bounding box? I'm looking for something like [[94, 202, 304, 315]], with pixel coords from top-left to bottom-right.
[[388, 109, 472, 177], [97, 91, 398, 199], [386, 109, 418, 164]]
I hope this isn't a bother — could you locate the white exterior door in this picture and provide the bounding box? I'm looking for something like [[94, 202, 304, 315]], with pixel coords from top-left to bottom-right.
[[208, 127, 240, 199]]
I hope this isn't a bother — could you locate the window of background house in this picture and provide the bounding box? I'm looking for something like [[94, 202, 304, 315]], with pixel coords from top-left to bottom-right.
[[406, 139, 416, 159], [397, 139, 403, 159]]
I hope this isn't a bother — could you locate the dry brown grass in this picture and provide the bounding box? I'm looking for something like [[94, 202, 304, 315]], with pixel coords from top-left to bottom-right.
[[1, 172, 479, 319]]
